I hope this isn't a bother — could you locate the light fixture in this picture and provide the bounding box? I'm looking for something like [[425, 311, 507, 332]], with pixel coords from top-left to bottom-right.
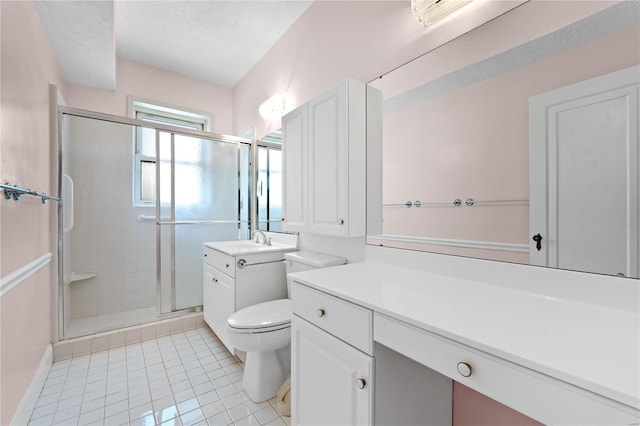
[[259, 94, 287, 121], [411, 0, 474, 27]]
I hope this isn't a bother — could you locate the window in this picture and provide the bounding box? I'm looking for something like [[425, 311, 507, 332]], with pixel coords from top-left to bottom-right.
[[131, 100, 212, 206]]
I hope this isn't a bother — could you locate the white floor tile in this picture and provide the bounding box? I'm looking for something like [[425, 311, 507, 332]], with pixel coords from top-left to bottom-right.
[[263, 417, 286, 426], [180, 407, 206, 426], [206, 411, 233, 426], [234, 414, 260, 426], [201, 401, 226, 419], [29, 328, 287, 426], [78, 407, 105, 425], [220, 394, 246, 411], [81, 397, 106, 414], [153, 395, 176, 413], [177, 397, 201, 416], [174, 388, 197, 404], [226, 403, 252, 422], [252, 406, 279, 426], [155, 404, 180, 424], [103, 409, 129, 426], [28, 413, 54, 426], [30, 402, 58, 420], [129, 402, 154, 421], [104, 399, 129, 418]]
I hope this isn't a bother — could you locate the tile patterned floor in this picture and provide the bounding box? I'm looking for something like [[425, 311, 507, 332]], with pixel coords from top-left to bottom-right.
[[28, 327, 291, 426]]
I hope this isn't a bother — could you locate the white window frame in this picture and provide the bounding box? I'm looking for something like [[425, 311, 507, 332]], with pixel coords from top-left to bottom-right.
[[129, 98, 213, 206]]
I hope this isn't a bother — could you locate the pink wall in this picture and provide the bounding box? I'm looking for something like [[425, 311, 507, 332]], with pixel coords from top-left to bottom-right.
[[0, 1, 66, 423], [66, 58, 234, 135], [453, 383, 543, 426], [232, 1, 430, 138]]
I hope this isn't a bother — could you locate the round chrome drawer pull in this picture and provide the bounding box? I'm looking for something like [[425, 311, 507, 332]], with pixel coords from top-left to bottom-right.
[[317, 308, 326, 318], [457, 362, 472, 377], [356, 378, 366, 389], [339, 218, 345, 225]]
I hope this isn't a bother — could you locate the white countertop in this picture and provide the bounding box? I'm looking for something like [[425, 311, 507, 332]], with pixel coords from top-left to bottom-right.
[[204, 240, 296, 256], [289, 261, 640, 410]]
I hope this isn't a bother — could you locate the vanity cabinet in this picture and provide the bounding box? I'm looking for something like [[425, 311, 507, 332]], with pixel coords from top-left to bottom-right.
[[282, 78, 366, 237], [202, 244, 292, 355], [289, 257, 640, 426], [291, 282, 374, 425]]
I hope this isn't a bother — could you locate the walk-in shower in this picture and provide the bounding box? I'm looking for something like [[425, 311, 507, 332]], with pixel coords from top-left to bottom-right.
[[59, 108, 251, 339]]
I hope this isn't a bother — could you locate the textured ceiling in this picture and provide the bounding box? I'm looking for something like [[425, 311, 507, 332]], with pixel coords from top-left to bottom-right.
[[34, 1, 116, 90], [35, 0, 312, 90]]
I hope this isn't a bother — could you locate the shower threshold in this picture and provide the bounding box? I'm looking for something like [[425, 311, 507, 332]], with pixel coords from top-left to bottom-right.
[[65, 306, 157, 339]]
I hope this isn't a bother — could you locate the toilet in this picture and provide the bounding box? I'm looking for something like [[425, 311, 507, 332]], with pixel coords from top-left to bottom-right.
[[226, 250, 347, 402]]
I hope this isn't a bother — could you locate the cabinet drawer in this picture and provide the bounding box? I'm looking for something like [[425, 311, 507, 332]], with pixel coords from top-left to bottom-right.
[[374, 313, 638, 425], [291, 282, 372, 354], [203, 246, 235, 277]]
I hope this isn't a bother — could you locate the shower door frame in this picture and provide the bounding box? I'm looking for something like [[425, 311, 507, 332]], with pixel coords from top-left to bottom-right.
[[57, 106, 253, 340], [155, 130, 251, 313]]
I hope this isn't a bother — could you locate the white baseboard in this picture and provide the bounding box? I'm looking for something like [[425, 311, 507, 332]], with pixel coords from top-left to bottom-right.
[[10, 344, 53, 426]]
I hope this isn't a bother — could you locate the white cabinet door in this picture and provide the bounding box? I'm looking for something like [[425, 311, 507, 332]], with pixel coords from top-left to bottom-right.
[[203, 264, 236, 354], [282, 79, 366, 237], [307, 81, 349, 236], [282, 104, 307, 233], [292, 315, 373, 426], [203, 264, 215, 327]]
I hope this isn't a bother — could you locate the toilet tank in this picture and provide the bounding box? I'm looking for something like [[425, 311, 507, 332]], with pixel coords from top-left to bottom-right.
[[284, 251, 347, 295]]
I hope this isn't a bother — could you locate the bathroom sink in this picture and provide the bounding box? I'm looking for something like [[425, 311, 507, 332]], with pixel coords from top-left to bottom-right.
[[204, 240, 297, 256]]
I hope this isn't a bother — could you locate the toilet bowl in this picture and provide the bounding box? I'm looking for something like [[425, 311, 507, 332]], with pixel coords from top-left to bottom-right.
[[227, 250, 347, 402]]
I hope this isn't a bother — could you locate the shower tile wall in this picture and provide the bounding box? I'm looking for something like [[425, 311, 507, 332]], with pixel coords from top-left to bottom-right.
[[67, 117, 158, 323]]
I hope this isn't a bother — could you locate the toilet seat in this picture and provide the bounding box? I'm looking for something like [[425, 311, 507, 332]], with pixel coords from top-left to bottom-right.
[[228, 299, 291, 334]]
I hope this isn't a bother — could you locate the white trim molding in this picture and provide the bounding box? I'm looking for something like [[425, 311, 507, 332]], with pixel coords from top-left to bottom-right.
[[10, 344, 53, 426], [372, 234, 529, 253], [0, 253, 53, 297]]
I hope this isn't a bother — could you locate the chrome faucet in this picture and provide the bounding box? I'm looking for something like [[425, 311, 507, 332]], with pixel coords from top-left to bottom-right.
[[254, 230, 270, 245]]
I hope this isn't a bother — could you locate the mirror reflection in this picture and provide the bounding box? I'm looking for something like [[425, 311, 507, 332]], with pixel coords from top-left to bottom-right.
[[367, 1, 640, 278], [257, 130, 283, 232]]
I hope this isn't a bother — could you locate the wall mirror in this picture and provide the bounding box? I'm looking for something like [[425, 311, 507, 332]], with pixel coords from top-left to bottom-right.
[[256, 130, 283, 232], [366, 0, 640, 278]]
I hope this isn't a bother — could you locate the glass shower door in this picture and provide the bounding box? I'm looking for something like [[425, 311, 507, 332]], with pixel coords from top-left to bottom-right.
[[157, 131, 250, 313]]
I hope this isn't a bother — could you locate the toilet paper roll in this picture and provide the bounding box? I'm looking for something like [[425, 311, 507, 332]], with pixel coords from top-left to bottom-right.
[[276, 377, 291, 417]]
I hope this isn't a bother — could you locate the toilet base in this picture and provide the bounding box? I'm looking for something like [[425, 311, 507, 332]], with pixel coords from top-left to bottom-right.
[[242, 350, 286, 402]]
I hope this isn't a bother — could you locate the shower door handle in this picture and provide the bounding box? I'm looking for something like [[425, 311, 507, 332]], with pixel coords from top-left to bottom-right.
[[63, 174, 74, 233]]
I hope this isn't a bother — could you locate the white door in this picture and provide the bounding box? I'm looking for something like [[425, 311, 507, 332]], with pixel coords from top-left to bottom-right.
[[282, 104, 307, 232], [292, 316, 373, 426], [530, 66, 639, 277]]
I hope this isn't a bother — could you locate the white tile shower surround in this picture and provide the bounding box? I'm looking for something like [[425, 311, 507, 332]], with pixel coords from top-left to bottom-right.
[[29, 327, 291, 426]]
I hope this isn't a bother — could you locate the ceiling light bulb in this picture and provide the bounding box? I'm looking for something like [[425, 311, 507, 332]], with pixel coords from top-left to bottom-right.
[[411, 0, 474, 27]]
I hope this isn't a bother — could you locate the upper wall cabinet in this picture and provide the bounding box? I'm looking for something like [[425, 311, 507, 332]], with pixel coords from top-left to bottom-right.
[[282, 78, 366, 237]]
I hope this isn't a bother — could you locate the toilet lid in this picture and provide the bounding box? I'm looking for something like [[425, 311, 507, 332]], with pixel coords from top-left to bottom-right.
[[227, 299, 291, 330]]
